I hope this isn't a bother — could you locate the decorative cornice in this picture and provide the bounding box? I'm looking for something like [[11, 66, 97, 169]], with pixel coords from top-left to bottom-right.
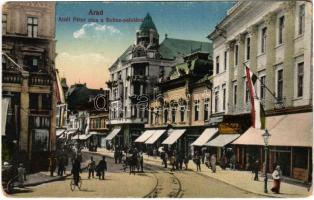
[[264, 12, 277, 25], [246, 25, 258, 37]]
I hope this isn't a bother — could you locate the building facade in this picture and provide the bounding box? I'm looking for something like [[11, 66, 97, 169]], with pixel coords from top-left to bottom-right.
[[2, 2, 57, 171], [209, 1, 312, 181], [106, 13, 212, 147]]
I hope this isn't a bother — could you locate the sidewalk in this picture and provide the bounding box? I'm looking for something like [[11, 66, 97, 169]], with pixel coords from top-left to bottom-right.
[[22, 172, 69, 187], [85, 148, 311, 198]]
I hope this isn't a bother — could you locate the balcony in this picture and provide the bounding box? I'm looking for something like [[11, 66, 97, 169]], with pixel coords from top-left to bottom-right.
[[106, 80, 118, 88], [2, 71, 22, 84], [29, 73, 52, 86], [127, 75, 147, 83]]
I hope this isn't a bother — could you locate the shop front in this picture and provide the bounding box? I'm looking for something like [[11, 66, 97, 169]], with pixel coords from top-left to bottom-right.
[[232, 112, 312, 181]]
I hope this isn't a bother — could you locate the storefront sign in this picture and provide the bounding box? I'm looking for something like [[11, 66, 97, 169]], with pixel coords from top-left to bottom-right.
[[219, 123, 240, 134]]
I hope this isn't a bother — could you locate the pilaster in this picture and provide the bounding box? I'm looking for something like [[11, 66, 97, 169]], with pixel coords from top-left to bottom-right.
[[283, 1, 296, 107], [247, 25, 258, 74], [264, 12, 277, 110], [19, 71, 29, 156], [227, 41, 235, 114], [50, 76, 57, 152], [236, 33, 245, 113]]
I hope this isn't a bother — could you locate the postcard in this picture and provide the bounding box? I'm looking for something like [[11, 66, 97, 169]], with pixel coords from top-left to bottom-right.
[[1, 1, 312, 198]]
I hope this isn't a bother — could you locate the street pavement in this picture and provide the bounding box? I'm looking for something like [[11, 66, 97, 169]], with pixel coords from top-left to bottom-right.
[[7, 148, 311, 198], [90, 148, 311, 198]]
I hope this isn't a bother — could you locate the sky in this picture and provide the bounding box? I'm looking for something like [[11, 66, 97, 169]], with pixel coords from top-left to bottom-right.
[[55, 1, 235, 89]]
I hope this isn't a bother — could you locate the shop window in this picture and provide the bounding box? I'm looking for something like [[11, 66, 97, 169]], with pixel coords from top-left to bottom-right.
[[32, 129, 49, 151], [293, 147, 308, 169]]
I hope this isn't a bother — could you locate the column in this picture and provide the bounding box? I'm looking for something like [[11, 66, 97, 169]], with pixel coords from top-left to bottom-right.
[[247, 25, 258, 73], [20, 71, 30, 156], [50, 77, 57, 152], [283, 1, 296, 107], [264, 12, 277, 110], [236, 33, 246, 113], [227, 41, 235, 114]]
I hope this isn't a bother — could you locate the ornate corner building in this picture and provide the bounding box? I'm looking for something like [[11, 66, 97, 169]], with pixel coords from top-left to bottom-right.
[[2, 2, 56, 171]]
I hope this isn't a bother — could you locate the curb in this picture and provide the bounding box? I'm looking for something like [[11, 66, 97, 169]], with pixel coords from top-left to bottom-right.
[[23, 174, 71, 187]]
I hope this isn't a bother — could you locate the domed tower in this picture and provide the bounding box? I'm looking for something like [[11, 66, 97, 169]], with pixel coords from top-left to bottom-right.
[[136, 13, 159, 49]]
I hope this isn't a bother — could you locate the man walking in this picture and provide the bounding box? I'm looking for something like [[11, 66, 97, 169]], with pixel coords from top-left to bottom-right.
[[96, 156, 107, 180], [210, 154, 217, 173], [71, 156, 81, 186], [88, 156, 96, 179], [139, 151, 144, 172], [57, 156, 65, 176], [253, 160, 259, 181]]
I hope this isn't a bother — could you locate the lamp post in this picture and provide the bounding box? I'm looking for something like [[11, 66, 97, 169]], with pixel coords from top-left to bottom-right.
[[262, 129, 271, 193]]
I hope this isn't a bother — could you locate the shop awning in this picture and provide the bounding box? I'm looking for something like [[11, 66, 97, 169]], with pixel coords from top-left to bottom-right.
[[105, 128, 121, 141], [232, 112, 313, 147], [145, 129, 166, 144], [205, 134, 240, 147], [162, 129, 186, 145], [191, 128, 218, 146], [56, 129, 66, 137], [135, 130, 155, 143], [66, 129, 78, 136]]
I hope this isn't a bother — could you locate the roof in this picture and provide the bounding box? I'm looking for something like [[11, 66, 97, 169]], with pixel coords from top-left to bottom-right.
[[159, 38, 212, 60], [67, 84, 104, 110], [139, 13, 157, 33]]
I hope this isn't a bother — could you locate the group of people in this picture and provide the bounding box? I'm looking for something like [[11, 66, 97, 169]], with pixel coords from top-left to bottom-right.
[[86, 156, 107, 180], [160, 151, 189, 171]]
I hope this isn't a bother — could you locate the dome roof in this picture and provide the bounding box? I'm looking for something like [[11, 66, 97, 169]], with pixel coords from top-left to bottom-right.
[[139, 13, 157, 33]]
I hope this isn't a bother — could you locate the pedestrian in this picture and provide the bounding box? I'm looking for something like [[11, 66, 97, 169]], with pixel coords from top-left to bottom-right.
[[57, 156, 65, 176], [195, 154, 201, 172], [163, 152, 168, 168], [253, 160, 259, 181], [230, 154, 236, 170], [71, 156, 81, 186], [220, 154, 227, 170], [88, 156, 96, 179], [204, 151, 210, 168], [48, 154, 57, 177], [17, 163, 26, 187], [271, 165, 281, 194], [178, 152, 184, 170], [139, 151, 144, 172], [96, 156, 107, 180], [175, 152, 180, 170], [210, 154, 217, 173], [170, 153, 176, 172], [114, 148, 119, 164], [184, 154, 189, 170]]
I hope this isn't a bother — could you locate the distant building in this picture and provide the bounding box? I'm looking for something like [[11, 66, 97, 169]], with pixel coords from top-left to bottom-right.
[[64, 84, 109, 149], [2, 2, 56, 171], [145, 51, 213, 156], [209, 1, 312, 181], [106, 13, 212, 148]]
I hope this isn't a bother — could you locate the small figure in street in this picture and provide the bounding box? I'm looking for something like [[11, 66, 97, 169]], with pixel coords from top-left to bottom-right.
[[220, 154, 227, 170], [170, 153, 176, 172], [271, 165, 281, 194], [96, 156, 107, 180], [114, 148, 119, 164], [184, 155, 189, 170], [230, 154, 236, 170], [57, 156, 65, 176], [195, 154, 201, 172], [17, 163, 26, 187], [204, 151, 210, 168], [71, 157, 81, 186], [210, 154, 217, 173], [48, 154, 57, 177], [88, 156, 96, 179], [139, 151, 144, 172], [178, 152, 184, 170], [163, 152, 168, 168], [253, 160, 259, 181]]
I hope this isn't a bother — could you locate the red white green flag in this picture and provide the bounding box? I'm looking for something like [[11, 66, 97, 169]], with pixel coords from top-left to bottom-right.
[[245, 66, 265, 129]]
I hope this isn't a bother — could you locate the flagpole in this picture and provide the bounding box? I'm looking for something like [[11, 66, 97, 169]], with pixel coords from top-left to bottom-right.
[[243, 63, 277, 100]]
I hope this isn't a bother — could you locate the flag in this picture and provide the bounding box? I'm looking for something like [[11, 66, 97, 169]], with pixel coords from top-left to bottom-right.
[[245, 66, 265, 129]]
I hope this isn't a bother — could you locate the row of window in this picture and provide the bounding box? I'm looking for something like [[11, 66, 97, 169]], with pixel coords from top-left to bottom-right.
[[215, 4, 305, 75], [2, 14, 38, 37], [231, 62, 304, 106]]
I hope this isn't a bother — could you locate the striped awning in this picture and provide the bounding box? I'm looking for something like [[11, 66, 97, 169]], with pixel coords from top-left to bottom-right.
[[135, 130, 155, 143], [191, 128, 218, 146], [145, 130, 166, 144], [162, 129, 186, 145], [105, 128, 121, 140]]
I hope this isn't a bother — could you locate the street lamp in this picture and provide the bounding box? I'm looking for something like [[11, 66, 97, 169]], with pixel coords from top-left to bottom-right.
[[262, 129, 271, 193]]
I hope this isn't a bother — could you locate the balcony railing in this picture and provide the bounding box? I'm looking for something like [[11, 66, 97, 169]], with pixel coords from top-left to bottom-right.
[[127, 75, 147, 83], [29, 73, 52, 86], [2, 71, 22, 84]]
